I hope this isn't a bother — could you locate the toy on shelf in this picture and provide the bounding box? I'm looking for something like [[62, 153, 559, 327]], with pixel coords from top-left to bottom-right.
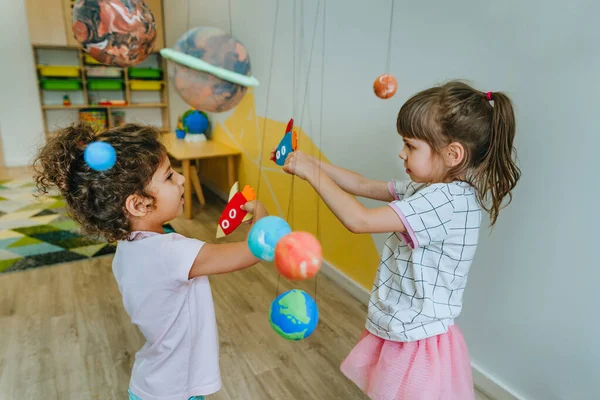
[[63, 95, 71, 106], [97, 100, 127, 106], [273, 118, 298, 166], [79, 108, 108, 131], [178, 108, 210, 142], [216, 182, 256, 238], [112, 111, 125, 127]]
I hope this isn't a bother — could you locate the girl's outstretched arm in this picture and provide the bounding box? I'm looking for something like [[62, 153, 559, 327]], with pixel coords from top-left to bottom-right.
[[284, 151, 406, 235], [308, 155, 393, 202], [270, 148, 392, 201], [188, 201, 268, 278]]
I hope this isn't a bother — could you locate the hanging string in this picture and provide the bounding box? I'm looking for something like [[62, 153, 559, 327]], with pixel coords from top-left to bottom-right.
[[187, 0, 191, 31], [385, 0, 395, 74], [256, 0, 280, 218], [313, 0, 327, 303], [255, 0, 282, 300], [286, 0, 322, 230], [274, 0, 321, 300], [228, 0, 233, 34], [292, 0, 297, 119]]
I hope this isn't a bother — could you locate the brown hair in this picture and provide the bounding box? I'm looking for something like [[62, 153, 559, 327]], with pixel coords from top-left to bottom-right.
[[33, 122, 166, 242], [397, 80, 521, 226]]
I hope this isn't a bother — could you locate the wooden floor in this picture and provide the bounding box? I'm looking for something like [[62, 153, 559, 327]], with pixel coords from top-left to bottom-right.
[[0, 172, 491, 399]]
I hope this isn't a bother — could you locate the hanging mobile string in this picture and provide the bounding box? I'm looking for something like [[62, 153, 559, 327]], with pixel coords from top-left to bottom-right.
[[256, 0, 280, 213], [313, 0, 327, 303], [292, 0, 297, 119], [187, 0, 191, 31], [276, 0, 321, 300], [385, 0, 395, 75], [287, 0, 322, 228], [256, 0, 281, 300], [228, 0, 233, 34]]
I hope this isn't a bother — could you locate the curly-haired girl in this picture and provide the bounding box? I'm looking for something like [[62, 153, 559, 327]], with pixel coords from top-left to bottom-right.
[[34, 122, 267, 400]]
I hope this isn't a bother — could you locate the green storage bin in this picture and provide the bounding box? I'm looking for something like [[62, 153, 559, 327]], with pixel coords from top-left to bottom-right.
[[87, 79, 124, 91], [40, 78, 82, 91], [128, 67, 162, 79]]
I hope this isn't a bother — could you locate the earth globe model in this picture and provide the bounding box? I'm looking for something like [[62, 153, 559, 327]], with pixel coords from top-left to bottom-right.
[[162, 27, 259, 113], [269, 289, 319, 341], [72, 0, 157, 67], [182, 109, 209, 134], [247, 216, 291, 262]]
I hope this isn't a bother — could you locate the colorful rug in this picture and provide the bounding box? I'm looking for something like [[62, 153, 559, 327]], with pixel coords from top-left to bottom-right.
[[0, 178, 174, 274]]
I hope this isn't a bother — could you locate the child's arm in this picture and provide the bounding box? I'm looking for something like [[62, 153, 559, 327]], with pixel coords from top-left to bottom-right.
[[308, 155, 393, 202], [188, 201, 268, 278], [284, 151, 406, 234], [270, 148, 392, 201]]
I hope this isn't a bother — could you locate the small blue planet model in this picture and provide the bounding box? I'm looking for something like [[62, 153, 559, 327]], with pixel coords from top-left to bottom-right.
[[269, 289, 319, 340], [84, 141, 117, 171], [247, 216, 291, 261]]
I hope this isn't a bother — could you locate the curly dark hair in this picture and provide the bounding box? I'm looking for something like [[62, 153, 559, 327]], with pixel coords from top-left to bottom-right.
[[33, 122, 166, 242]]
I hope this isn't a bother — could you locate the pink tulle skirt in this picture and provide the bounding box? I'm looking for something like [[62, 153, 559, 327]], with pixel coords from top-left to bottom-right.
[[340, 325, 475, 400]]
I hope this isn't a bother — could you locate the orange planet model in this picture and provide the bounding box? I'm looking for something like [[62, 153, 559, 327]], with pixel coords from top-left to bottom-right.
[[274, 232, 322, 280], [373, 74, 398, 99]]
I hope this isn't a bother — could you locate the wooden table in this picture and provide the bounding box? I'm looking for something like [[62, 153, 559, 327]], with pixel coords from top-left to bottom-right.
[[160, 133, 241, 219]]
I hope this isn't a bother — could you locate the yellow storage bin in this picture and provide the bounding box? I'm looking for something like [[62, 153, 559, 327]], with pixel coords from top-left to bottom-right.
[[38, 65, 80, 78], [83, 54, 103, 65], [130, 80, 163, 91]]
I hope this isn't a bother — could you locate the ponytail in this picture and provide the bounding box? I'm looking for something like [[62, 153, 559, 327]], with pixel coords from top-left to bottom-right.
[[473, 91, 521, 227]]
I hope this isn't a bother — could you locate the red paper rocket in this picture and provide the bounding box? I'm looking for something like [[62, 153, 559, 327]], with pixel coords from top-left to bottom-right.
[[216, 182, 256, 238]]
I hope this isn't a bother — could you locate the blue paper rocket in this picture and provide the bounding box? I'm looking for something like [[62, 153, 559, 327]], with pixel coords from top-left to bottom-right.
[[274, 118, 298, 166]]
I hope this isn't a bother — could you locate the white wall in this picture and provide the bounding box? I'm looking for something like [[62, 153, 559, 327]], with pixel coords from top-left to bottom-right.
[[0, 1, 45, 166]]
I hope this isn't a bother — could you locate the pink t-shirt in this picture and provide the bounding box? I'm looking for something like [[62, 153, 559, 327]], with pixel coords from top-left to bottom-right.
[[112, 232, 221, 400]]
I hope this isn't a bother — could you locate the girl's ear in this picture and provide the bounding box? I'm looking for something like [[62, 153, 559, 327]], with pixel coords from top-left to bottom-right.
[[444, 142, 465, 167], [125, 194, 152, 217]]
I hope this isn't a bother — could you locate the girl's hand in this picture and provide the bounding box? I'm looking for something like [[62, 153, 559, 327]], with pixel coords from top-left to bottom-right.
[[283, 150, 314, 181], [269, 147, 277, 162], [241, 200, 268, 224]]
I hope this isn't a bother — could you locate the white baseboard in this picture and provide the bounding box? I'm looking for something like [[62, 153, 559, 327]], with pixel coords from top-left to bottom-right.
[[319, 260, 525, 400], [472, 362, 526, 400], [320, 259, 370, 305]]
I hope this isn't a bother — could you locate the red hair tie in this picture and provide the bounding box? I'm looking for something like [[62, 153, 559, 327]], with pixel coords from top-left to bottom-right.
[[485, 91, 493, 101]]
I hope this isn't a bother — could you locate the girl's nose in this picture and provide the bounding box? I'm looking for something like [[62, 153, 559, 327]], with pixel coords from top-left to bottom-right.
[[399, 148, 407, 160], [177, 172, 185, 185]]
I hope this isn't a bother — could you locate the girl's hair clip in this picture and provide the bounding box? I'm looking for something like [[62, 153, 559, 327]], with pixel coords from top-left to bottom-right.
[[485, 91, 493, 101]]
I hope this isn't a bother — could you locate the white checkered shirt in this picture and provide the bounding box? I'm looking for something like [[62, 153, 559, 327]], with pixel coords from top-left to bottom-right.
[[366, 180, 482, 342]]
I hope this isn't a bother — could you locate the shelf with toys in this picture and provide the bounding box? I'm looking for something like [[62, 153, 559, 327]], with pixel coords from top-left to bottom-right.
[[33, 46, 170, 137]]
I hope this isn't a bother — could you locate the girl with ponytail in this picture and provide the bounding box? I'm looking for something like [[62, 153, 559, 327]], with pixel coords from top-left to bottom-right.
[[282, 80, 521, 399]]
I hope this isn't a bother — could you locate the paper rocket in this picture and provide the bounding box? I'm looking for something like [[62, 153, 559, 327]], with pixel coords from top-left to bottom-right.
[[274, 118, 298, 166], [216, 182, 256, 238]]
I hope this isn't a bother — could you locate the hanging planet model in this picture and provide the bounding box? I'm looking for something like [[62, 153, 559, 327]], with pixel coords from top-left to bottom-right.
[[161, 27, 259, 113], [373, 73, 398, 99], [72, 0, 157, 67]]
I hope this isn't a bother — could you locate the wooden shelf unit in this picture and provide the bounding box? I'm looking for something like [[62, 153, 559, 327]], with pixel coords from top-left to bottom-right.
[[33, 46, 171, 138]]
